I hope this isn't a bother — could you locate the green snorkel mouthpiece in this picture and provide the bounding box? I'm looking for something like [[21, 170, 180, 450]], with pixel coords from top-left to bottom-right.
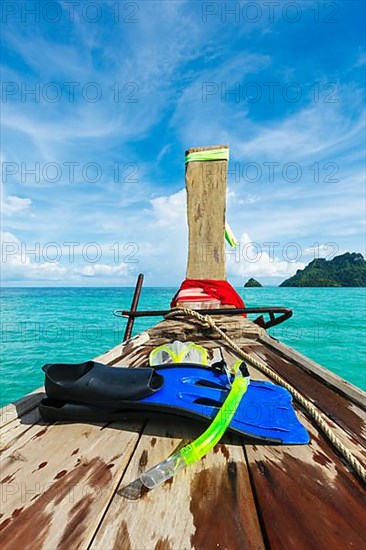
[[140, 367, 250, 490]]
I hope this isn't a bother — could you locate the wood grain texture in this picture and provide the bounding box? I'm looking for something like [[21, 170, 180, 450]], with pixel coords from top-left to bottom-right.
[[0, 418, 144, 550], [260, 332, 366, 409], [186, 144, 228, 154], [0, 407, 43, 452], [0, 391, 45, 430], [185, 146, 228, 280], [249, 345, 366, 447], [90, 419, 264, 550], [245, 420, 366, 550], [223, 348, 366, 549], [1, 312, 365, 549]]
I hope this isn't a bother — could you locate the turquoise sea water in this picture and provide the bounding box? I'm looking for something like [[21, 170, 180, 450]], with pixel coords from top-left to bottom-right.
[[1, 287, 365, 406]]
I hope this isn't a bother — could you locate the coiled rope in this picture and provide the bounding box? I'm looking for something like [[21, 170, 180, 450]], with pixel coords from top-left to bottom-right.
[[164, 307, 366, 483]]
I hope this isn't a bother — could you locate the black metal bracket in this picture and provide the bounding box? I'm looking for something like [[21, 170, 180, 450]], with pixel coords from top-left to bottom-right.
[[122, 273, 144, 341], [117, 274, 293, 340], [116, 306, 292, 330]]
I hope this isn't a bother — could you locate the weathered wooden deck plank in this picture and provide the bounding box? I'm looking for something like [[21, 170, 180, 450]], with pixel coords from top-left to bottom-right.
[[93, 330, 150, 364], [221, 347, 366, 547], [223, 349, 366, 548], [248, 345, 366, 447], [0, 391, 44, 430], [260, 332, 366, 408], [90, 419, 265, 550], [245, 417, 366, 549], [0, 418, 145, 550], [0, 407, 44, 452], [85, 340, 265, 549], [0, 332, 154, 550]]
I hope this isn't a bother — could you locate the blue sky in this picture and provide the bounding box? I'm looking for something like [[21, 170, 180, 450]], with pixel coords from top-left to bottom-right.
[[1, 0, 365, 286]]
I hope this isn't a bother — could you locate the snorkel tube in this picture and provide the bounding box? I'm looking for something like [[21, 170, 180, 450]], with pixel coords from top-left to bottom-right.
[[140, 363, 250, 490]]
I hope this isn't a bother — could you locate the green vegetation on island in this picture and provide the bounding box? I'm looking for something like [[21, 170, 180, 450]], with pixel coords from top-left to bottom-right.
[[280, 253, 366, 287], [244, 278, 262, 287]]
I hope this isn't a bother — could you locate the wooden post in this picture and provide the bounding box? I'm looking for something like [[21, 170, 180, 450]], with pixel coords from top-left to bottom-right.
[[185, 144, 229, 280]]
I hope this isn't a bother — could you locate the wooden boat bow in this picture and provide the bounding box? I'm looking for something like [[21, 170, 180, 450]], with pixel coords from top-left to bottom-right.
[[1, 144, 365, 550]]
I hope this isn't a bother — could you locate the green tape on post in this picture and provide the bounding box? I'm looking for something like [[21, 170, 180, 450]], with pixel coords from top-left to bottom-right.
[[185, 148, 229, 163]]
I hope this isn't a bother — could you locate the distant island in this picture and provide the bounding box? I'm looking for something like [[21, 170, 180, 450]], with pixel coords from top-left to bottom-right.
[[244, 278, 262, 287], [280, 252, 366, 287]]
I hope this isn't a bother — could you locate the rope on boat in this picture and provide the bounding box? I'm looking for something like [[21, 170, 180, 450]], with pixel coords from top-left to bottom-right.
[[164, 307, 366, 483]]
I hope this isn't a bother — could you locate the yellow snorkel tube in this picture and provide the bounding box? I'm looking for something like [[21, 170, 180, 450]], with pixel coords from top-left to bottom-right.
[[140, 361, 250, 489]]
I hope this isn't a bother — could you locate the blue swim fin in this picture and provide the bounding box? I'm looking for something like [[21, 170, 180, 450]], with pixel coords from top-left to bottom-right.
[[39, 362, 309, 445]]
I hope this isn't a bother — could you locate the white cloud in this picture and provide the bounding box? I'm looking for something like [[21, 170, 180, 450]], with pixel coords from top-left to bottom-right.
[[227, 232, 305, 279], [354, 53, 366, 68], [1, 195, 32, 215], [303, 243, 341, 258], [227, 189, 261, 206], [150, 188, 187, 228], [29, 262, 68, 278], [234, 105, 365, 161], [1, 231, 134, 283], [1, 231, 67, 281], [156, 144, 172, 165], [1, 154, 33, 216], [78, 263, 129, 277]]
